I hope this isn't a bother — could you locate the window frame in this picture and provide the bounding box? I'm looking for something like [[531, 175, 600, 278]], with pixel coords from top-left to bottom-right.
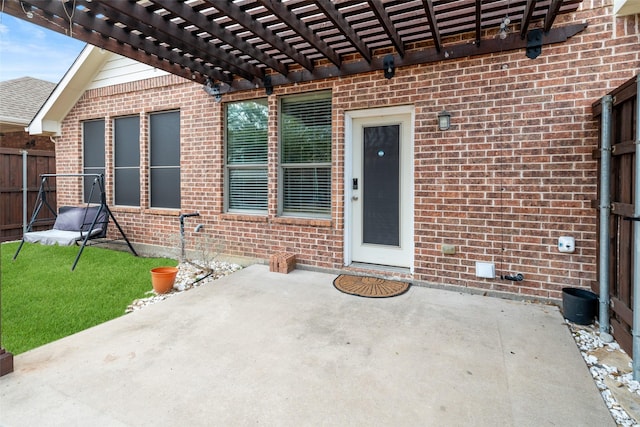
[[224, 98, 269, 214], [278, 91, 332, 219], [149, 110, 181, 210], [82, 119, 106, 204], [113, 115, 141, 207]]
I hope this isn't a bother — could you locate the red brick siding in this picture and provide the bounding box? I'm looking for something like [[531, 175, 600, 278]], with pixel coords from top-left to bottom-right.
[[54, 1, 639, 299], [0, 132, 54, 150]]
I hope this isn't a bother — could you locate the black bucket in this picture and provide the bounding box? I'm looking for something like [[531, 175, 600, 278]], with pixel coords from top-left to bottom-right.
[[562, 287, 598, 325]]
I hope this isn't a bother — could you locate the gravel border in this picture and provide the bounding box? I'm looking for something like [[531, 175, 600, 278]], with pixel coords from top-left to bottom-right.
[[568, 322, 640, 426], [125, 260, 242, 313]]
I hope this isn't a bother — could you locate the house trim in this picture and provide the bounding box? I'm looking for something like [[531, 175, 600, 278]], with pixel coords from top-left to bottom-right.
[[28, 45, 172, 136], [614, 0, 640, 16], [344, 105, 415, 273], [29, 45, 104, 136]]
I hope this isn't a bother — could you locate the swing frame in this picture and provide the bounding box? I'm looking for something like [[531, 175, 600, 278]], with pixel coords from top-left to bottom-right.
[[13, 173, 138, 271]]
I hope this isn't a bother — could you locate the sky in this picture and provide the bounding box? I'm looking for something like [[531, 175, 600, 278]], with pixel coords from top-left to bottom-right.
[[0, 13, 86, 83]]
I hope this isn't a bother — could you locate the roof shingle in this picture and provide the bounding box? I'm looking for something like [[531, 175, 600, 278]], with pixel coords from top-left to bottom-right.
[[0, 77, 56, 126]]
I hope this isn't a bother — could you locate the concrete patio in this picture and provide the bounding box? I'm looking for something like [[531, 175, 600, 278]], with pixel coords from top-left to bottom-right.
[[0, 264, 614, 426]]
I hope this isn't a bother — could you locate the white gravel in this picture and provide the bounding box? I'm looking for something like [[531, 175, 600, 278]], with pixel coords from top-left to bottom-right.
[[569, 322, 640, 426], [125, 260, 242, 313]]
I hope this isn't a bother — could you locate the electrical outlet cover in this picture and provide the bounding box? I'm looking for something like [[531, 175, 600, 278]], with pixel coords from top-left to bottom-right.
[[442, 244, 456, 255], [476, 262, 495, 279], [558, 236, 575, 253]]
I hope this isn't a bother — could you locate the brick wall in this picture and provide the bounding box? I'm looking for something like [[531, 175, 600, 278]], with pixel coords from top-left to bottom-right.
[[0, 131, 55, 150], [55, 0, 640, 299]]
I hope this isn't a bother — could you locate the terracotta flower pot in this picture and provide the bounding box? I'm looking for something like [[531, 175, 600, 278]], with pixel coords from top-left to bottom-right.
[[150, 267, 179, 294]]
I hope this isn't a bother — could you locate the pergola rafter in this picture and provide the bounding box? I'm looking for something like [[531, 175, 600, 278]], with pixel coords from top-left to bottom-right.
[[3, 0, 586, 91], [422, 0, 443, 52], [257, 0, 343, 68], [90, 0, 258, 82], [206, 0, 314, 72], [520, 0, 538, 38]]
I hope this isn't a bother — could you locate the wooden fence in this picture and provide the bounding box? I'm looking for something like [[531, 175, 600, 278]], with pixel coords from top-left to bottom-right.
[[593, 75, 638, 356], [0, 148, 56, 242]]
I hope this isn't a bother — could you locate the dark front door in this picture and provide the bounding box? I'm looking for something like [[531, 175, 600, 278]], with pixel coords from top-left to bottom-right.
[[363, 125, 400, 247], [350, 110, 412, 268]]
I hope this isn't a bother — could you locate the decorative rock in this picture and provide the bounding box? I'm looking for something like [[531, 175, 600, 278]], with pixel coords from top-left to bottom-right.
[[568, 321, 640, 426], [125, 260, 242, 314]]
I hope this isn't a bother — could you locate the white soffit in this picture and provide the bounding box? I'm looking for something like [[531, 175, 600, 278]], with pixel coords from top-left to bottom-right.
[[614, 0, 640, 16]]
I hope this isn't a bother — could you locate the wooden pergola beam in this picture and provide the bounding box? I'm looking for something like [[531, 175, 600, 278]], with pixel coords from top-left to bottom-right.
[[153, 0, 284, 76], [231, 23, 588, 91], [2, 0, 587, 91], [475, 0, 482, 46], [207, 0, 314, 73], [545, 0, 564, 33], [367, 0, 405, 57], [20, 0, 224, 82], [315, 0, 372, 63], [520, 0, 537, 38], [257, 0, 342, 68], [422, 0, 442, 52], [89, 0, 258, 82]]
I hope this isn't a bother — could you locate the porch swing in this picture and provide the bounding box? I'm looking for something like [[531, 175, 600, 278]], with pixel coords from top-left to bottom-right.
[[13, 173, 138, 271]]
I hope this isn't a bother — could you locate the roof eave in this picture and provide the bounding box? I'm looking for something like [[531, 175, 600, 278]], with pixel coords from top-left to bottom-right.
[[0, 116, 29, 127], [614, 0, 640, 16], [28, 44, 107, 136]]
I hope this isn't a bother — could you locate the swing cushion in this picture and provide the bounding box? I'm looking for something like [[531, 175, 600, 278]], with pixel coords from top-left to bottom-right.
[[54, 206, 108, 234], [23, 206, 108, 246]]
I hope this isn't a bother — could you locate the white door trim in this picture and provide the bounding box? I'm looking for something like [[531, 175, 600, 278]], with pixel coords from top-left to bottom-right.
[[344, 105, 415, 272]]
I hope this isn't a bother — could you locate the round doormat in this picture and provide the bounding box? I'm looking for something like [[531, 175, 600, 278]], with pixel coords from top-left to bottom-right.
[[333, 274, 410, 298]]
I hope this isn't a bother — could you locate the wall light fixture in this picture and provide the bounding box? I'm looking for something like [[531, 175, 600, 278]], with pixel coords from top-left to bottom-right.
[[203, 78, 222, 103], [438, 109, 451, 131], [383, 54, 395, 79], [264, 75, 273, 96]]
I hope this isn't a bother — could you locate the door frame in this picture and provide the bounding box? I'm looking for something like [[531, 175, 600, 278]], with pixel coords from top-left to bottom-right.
[[344, 105, 415, 272]]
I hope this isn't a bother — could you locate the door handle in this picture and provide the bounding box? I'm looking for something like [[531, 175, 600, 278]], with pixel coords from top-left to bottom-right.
[[351, 196, 359, 201]]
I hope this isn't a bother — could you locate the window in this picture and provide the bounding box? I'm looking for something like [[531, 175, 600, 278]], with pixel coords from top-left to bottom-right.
[[280, 92, 332, 217], [150, 111, 180, 209], [82, 119, 105, 204], [114, 116, 140, 206], [225, 99, 268, 212]]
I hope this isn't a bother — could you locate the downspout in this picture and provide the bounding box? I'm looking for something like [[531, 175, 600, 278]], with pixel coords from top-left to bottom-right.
[[22, 150, 28, 234], [599, 95, 613, 343], [633, 75, 640, 380]]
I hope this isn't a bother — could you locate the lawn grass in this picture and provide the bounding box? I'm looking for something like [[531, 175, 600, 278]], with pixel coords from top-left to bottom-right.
[[1, 241, 177, 355]]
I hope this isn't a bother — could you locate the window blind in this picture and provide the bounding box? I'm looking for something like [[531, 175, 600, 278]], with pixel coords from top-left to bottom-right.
[[226, 100, 268, 212], [280, 93, 332, 217]]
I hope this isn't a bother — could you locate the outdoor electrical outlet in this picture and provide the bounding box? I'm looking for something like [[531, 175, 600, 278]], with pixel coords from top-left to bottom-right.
[[558, 236, 575, 253], [442, 244, 456, 255], [475, 262, 495, 279]]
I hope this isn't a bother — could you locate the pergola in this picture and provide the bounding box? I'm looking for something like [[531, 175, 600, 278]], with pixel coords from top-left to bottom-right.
[[3, 0, 586, 92]]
